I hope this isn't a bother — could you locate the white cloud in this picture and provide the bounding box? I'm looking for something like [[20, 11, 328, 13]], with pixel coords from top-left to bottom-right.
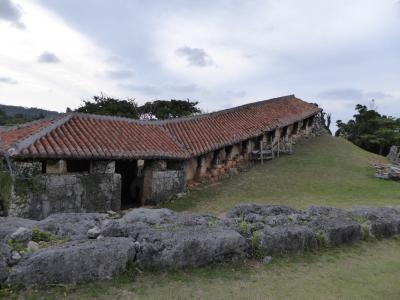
[[0, 0, 146, 111], [0, 0, 399, 123]]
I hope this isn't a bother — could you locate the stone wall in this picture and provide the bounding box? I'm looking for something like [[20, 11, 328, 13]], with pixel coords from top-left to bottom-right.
[[6, 173, 121, 220], [149, 171, 185, 204], [142, 160, 186, 205], [0, 160, 122, 220]]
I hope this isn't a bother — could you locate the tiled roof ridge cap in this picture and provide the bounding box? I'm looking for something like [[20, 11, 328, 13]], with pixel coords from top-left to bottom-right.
[[6, 114, 74, 156], [71, 94, 302, 125]]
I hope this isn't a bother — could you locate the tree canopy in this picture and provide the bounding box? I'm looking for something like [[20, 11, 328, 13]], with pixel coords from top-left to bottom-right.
[[335, 104, 400, 155], [75, 94, 139, 119], [138, 99, 201, 120], [75, 95, 201, 120]]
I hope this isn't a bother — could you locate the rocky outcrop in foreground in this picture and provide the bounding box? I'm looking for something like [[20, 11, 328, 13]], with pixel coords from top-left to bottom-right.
[[0, 205, 399, 287]]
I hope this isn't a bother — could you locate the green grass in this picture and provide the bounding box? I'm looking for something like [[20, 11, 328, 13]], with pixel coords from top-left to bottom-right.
[[7, 238, 400, 299], [161, 135, 400, 214], [3, 135, 400, 299]]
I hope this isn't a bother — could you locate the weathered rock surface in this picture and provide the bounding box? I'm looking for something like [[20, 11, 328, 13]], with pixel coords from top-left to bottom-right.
[[1, 204, 399, 287], [36, 213, 108, 240], [349, 206, 400, 238], [259, 225, 317, 255], [0, 217, 37, 241], [227, 204, 301, 219], [7, 238, 136, 286], [305, 206, 362, 246], [0, 242, 11, 283], [10, 227, 32, 243], [102, 208, 248, 269]]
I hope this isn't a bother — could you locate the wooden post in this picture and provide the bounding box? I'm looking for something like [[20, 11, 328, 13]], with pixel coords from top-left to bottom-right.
[[260, 138, 264, 165]]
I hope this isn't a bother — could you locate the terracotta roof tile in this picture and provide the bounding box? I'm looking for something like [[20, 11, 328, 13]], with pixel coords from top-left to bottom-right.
[[0, 95, 321, 160]]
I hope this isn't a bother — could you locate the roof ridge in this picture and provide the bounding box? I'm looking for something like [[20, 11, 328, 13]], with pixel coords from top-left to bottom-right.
[[70, 94, 297, 125], [156, 94, 297, 124], [7, 114, 74, 156]]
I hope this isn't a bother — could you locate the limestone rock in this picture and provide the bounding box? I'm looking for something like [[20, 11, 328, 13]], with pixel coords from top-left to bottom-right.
[[349, 206, 400, 238], [26, 241, 39, 253], [0, 242, 11, 283], [36, 213, 109, 240], [87, 226, 101, 239], [259, 225, 317, 255], [101, 208, 248, 269], [10, 227, 32, 243], [227, 204, 301, 219], [7, 238, 136, 286], [0, 217, 37, 241], [305, 206, 362, 246], [11, 251, 22, 263]]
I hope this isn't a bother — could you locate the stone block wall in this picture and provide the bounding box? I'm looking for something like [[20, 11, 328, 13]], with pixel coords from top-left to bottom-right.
[[6, 173, 121, 220], [150, 170, 185, 204], [142, 160, 186, 205], [1, 159, 122, 220]]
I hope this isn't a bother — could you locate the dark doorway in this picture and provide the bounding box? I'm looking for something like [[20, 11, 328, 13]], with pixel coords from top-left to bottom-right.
[[115, 160, 142, 209]]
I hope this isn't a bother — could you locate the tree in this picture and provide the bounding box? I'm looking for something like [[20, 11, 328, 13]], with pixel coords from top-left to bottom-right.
[[138, 99, 201, 120], [76, 94, 139, 119], [335, 104, 400, 155]]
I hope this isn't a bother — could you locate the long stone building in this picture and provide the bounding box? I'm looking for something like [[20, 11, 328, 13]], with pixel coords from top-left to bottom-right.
[[0, 95, 322, 219]]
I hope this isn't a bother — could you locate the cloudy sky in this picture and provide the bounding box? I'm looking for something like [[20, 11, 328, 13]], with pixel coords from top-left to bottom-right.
[[0, 0, 399, 125]]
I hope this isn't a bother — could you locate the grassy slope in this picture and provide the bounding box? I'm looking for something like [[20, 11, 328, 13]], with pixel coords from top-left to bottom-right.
[[162, 134, 400, 214], [4, 135, 400, 300]]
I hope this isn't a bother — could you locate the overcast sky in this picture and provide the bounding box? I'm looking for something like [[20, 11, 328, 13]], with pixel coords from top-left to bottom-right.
[[0, 0, 399, 125]]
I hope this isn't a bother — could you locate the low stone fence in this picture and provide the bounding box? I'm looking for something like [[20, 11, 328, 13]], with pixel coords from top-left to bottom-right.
[[1, 204, 399, 287]]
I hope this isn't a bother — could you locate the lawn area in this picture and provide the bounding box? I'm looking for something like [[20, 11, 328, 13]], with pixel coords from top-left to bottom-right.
[[9, 238, 400, 299], [161, 134, 400, 214]]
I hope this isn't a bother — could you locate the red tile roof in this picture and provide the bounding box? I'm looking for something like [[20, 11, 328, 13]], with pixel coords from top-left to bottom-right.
[[0, 95, 321, 160], [162, 95, 321, 156]]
